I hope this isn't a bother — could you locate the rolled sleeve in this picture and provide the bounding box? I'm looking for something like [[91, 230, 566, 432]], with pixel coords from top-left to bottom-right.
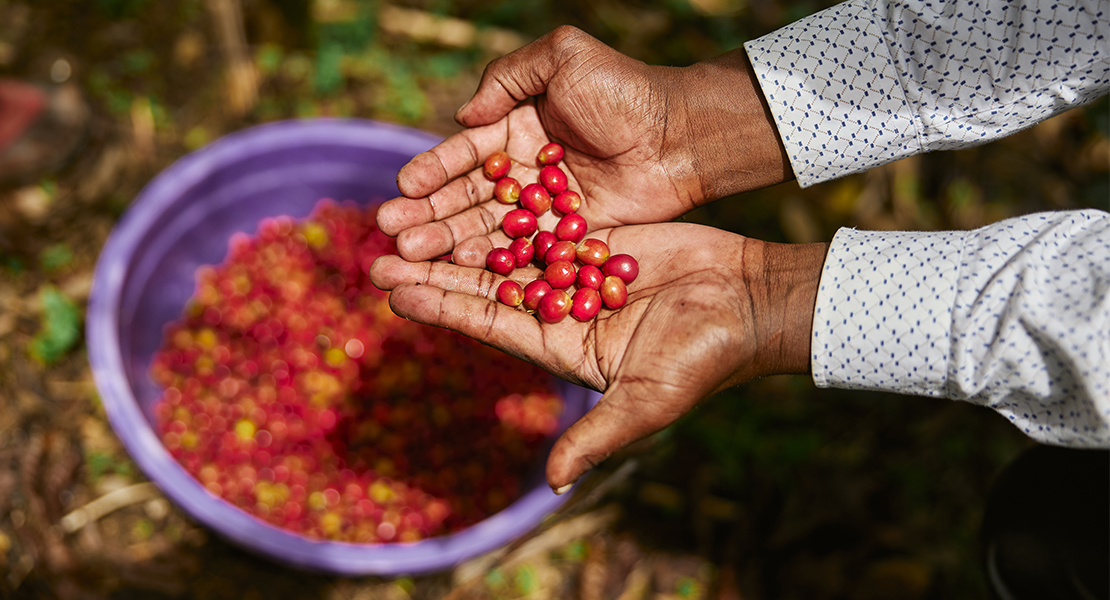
[[745, 0, 1110, 187], [812, 210, 1110, 448]]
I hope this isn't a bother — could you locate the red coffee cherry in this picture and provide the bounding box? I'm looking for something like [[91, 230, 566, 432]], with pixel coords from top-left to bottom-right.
[[508, 237, 534, 268], [537, 289, 572, 323], [544, 261, 576, 289], [536, 142, 564, 166], [539, 165, 568, 195], [599, 275, 628, 309], [520, 184, 552, 216], [494, 177, 522, 204], [483, 151, 511, 180], [497, 280, 525, 307], [576, 264, 603, 290], [486, 248, 515, 276], [544, 240, 577, 264], [532, 231, 557, 262], [523, 280, 553, 311], [575, 239, 610, 268], [554, 213, 587, 243], [502, 209, 538, 239], [570, 288, 601, 321], [552, 191, 581, 215], [602, 254, 639, 284]]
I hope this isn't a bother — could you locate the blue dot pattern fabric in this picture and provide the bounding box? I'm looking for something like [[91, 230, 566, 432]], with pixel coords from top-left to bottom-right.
[[744, 0, 1110, 188], [812, 210, 1110, 447]]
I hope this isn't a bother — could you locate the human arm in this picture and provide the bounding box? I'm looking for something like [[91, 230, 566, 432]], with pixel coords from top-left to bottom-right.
[[375, 26, 793, 264], [369, 223, 827, 491], [745, 0, 1110, 187], [812, 209, 1110, 446]]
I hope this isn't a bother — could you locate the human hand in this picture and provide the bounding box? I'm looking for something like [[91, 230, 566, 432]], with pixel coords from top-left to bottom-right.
[[376, 26, 792, 264], [370, 223, 824, 491]]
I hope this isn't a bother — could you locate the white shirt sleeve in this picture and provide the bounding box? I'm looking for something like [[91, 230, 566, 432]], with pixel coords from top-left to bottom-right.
[[744, 0, 1110, 187], [811, 209, 1110, 447]]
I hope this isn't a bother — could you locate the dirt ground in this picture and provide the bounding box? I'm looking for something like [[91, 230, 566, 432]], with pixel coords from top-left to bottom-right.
[[0, 0, 1106, 599]]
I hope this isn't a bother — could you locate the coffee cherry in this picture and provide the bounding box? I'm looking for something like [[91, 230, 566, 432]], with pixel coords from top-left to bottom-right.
[[494, 177, 522, 204], [152, 200, 567, 544], [536, 142, 564, 166], [501, 209, 538, 239], [552, 191, 581, 215], [576, 264, 603, 290], [544, 240, 577, 264], [554, 213, 587, 243], [497, 280, 525, 307], [486, 248, 516, 276], [602, 254, 639, 284], [539, 165, 568, 195], [599, 275, 627, 309], [523, 280, 552, 311], [532, 231, 557, 262], [544, 261, 576, 289], [570, 288, 601, 321], [575, 239, 610, 268], [537, 289, 572, 324], [519, 184, 552, 217], [508, 237, 534, 268], [483, 151, 511, 180]]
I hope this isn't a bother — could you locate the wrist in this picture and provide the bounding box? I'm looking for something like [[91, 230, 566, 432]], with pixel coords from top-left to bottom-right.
[[673, 48, 794, 202], [743, 240, 827, 377]]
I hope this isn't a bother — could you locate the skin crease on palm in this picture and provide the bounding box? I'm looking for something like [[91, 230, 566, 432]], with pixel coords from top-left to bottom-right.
[[370, 224, 827, 493], [371, 26, 814, 493]]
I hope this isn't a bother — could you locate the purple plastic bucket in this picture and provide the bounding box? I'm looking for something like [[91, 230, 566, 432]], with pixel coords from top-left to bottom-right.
[[87, 118, 600, 576]]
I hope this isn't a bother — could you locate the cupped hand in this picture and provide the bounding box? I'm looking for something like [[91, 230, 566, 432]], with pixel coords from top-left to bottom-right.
[[376, 26, 792, 265], [370, 223, 824, 491]]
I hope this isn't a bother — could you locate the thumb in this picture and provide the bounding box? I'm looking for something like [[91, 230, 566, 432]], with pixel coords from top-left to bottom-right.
[[545, 381, 682, 493], [456, 26, 589, 126]]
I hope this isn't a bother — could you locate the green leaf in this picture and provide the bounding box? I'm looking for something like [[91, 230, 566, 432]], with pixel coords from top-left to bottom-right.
[[513, 564, 539, 595], [314, 42, 345, 95], [484, 567, 506, 589], [123, 49, 156, 75], [29, 286, 82, 365], [3, 255, 24, 273], [39, 244, 74, 272], [255, 44, 285, 77]]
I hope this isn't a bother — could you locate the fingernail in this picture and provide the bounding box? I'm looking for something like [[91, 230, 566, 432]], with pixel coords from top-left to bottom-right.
[[454, 100, 471, 122], [554, 483, 573, 495]]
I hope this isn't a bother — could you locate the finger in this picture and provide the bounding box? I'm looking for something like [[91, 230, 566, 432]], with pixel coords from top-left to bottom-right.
[[380, 168, 496, 238], [452, 235, 499, 268], [545, 381, 679, 492], [394, 198, 524, 262], [369, 254, 540, 293], [455, 26, 593, 126], [386, 281, 548, 362], [394, 119, 509, 200]]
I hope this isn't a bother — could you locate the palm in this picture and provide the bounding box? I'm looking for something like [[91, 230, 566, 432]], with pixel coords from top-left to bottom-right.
[[528, 68, 699, 230], [370, 223, 771, 486]]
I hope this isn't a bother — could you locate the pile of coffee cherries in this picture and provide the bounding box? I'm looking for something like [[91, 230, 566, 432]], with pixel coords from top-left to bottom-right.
[[150, 200, 565, 543], [482, 143, 639, 323]]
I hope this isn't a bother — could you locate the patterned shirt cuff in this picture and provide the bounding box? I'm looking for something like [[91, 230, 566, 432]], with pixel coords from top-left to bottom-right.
[[811, 227, 965, 396], [744, 0, 922, 187]]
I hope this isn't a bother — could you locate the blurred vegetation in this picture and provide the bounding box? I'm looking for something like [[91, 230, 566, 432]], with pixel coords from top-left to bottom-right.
[[0, 0, 1105, 598]]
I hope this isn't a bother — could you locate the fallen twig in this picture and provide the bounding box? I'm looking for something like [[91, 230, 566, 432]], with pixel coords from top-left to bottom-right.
[[59, 482, 160, 534]]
